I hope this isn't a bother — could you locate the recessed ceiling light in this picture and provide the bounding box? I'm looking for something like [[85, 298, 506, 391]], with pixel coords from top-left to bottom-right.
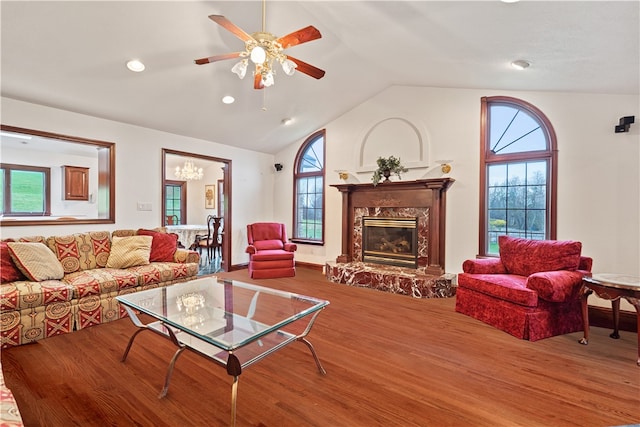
[[281, 118, 293, 126], [222, 95, 235, 104], [501, 0, 520, 3], [126, 59, 145, 72], [511, 59, 531, 70]]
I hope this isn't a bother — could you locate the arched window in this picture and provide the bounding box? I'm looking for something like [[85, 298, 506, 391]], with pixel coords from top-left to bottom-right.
[[293, 129, 325, 244], [479, 96, 557, 256]]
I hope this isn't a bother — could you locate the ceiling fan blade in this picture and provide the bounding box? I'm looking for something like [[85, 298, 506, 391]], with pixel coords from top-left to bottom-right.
[[276, 26, 322, 50], [194, 52, 243, 65], [286, 56, 326, 80], [254, 73, 264, 90], [208, 15, 253, 42]]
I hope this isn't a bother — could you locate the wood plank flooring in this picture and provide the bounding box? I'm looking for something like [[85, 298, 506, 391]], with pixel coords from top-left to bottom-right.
[[2, 268, 639, 427]]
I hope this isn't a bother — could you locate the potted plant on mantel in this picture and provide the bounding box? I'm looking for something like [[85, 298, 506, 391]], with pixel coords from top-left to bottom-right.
[[372, 156, 409, 186]]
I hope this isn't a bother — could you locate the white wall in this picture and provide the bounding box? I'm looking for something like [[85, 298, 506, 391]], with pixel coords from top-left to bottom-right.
[[1, 97, 276, 266], [274, 85, 640, 309]]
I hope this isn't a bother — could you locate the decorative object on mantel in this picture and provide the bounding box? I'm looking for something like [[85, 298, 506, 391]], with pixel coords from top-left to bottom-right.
[[335, 170, 349, 180], [371, 156, 409, 186], [436, 160, 453, 174], [175, 159, 203, 181]]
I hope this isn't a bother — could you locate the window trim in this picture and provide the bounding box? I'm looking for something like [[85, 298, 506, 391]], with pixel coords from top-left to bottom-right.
[[1, 163, 51, 216], [479, 96, 558, 256], [292, 129, 326, 245]]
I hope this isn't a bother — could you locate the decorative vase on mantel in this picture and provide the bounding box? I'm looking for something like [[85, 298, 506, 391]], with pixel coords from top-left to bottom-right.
[[372, 156, 409, 186]]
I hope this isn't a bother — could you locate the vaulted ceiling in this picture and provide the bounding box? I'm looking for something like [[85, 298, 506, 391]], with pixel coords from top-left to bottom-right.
[[2, 1, 638, 154]]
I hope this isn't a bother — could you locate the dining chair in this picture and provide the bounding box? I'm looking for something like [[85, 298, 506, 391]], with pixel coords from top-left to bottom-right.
[[166, 215, 179, 225], [194, 215, 223, 260]]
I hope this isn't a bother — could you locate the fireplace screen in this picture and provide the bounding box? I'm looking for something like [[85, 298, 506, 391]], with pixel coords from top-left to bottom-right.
[[362, 217, 418, 268]]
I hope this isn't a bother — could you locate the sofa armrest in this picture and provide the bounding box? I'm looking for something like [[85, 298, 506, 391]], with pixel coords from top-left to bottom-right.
[[526, 270, 585, 302], [173, 249, 200, 264], [578, 256, 592, 272], [246, 245, 257, 255], [284, 242, 297, 252], [462, 258, 507, 274]]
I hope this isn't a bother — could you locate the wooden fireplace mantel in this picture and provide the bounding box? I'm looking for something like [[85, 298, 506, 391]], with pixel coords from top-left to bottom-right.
[[331, 178, 455, 275]]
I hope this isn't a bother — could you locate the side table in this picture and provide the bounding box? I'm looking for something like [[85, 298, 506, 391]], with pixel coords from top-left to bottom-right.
[[579, 273, 640, 366]]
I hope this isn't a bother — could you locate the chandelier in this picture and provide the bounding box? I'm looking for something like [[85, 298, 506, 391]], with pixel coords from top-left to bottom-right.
[[175, 159, 203, 181]]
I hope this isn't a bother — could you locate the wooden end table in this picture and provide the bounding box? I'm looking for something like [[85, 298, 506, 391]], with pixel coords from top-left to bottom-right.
[[579, 273, 640, 366]]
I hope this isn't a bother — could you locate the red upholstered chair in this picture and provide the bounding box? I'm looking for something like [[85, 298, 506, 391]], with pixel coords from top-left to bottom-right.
[[246, 222, 297, 279], [455, 236, 593, 341]]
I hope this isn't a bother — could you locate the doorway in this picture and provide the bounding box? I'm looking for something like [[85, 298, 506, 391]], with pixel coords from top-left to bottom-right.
[[162, 149, 231, 272]]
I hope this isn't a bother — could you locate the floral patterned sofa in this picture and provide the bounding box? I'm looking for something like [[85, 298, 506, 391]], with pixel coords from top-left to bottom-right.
[[0, 228, 199, 348], [455, 235, 592, 341]]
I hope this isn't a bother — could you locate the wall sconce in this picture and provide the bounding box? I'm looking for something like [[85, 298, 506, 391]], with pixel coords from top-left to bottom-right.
[[335, 170, 349, 180], [436, 160, 453, 174]]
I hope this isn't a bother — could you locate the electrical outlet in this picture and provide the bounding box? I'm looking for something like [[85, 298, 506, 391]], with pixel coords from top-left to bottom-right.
[[137, 202, 152, 211]]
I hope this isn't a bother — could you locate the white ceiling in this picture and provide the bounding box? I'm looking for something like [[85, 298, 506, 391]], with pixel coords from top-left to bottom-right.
[[1, 1, 638, 154]]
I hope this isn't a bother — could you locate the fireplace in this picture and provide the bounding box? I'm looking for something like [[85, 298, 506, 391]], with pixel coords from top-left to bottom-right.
[[326, 179, 456, 299], [362, 217, 418, 268]]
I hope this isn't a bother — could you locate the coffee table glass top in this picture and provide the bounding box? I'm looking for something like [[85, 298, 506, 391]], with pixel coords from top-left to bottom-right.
[[116, 276, 329, 352]]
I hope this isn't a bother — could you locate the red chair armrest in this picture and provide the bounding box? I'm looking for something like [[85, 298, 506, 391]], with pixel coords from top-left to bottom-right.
[[284, 242, 297, 252], [246, 245, 257, 255], [526, 270, 584, 302], [462, 258, 507, 274]]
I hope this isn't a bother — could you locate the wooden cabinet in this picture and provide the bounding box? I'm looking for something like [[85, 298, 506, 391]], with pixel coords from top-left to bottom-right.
[[63, 166, 89, 200]]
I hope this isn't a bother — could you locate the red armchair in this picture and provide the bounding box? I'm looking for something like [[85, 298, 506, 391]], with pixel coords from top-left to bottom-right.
[[246, 222, 297, 279], [455, 235, 593, 341]]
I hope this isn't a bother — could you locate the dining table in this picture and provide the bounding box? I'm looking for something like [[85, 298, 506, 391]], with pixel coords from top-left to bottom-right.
[[165, 224, 208, 250]]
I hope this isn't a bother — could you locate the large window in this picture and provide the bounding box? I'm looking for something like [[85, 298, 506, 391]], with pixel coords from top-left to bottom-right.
[[0, 164, 51, 216], [480, 96, 557, 256], [293, 129, 325, 244]]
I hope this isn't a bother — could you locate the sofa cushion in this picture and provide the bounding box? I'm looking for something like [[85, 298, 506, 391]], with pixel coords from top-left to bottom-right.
[[0, 242, 26, 283], [457, 273, 538, 307], [137, 229, 179, 262], [46, 232, 111, 273], [7, 242, 65, 282], [106, 236, 152, 269], [127, 262, 198, 285], [0, 280, 72, 310], [498, 236, 582, 277], [63, 268, 140, 298], [526, 271, 585, 303], [253, 239, 285, 251]]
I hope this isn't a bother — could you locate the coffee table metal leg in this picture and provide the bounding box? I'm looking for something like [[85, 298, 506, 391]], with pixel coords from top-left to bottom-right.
[[120, 306, 150, 361], [158, 326, 188, 398], [294, 309, 328, 374], [230, 375, 239, 427]]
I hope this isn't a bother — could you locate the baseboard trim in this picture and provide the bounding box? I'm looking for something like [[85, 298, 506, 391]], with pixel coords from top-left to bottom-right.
[[588, 306, 637, 333], [295, 261, 324, 272]]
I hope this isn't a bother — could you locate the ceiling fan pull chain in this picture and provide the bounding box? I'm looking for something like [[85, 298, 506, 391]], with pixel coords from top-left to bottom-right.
[[262, 0, 266, 33], [262, 90, 268, 112]]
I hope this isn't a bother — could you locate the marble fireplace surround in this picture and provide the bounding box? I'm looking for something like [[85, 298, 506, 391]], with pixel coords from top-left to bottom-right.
[[331, 178, 454, 275]]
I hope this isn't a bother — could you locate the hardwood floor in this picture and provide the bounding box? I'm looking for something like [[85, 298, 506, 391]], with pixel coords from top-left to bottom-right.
[[2, 268, 639, 427]]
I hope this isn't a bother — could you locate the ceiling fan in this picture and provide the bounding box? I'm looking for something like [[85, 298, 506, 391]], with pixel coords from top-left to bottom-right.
[[194, 0, 325, 90]]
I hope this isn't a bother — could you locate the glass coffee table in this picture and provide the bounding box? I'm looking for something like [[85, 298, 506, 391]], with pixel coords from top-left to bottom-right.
[[116, 276, 329, 426]]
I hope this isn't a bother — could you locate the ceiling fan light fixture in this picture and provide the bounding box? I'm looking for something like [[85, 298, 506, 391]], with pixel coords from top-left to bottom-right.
[[281, 59, 297, 76], [262, 71, 275, 87], [231, 60, 248, 79], [250, 46, 267, 64]]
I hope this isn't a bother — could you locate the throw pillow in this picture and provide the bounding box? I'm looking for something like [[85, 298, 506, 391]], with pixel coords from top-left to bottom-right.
[[0, 241, 27, 283], [137, 229, 178, 262], [106, 236, 153, 269], [498, 235, 582, 276], [6, 242, 65, 281]]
